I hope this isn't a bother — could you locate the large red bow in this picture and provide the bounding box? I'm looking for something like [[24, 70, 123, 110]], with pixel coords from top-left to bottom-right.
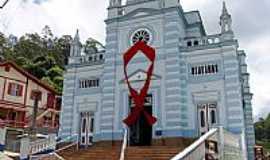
[[123, 41, 157, 126]]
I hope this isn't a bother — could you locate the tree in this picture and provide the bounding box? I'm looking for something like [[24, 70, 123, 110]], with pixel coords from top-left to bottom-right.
[[0, 25, 104, 94], [84, 37, 105, 54], [55, 35, 72, 65]]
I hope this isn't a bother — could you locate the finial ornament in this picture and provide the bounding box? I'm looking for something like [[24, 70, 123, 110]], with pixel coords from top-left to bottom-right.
[[74, 29, 80, 42], [219, 1, 234, 40], [70, 29, 82, 57], [220, 1, 232, 33], [222, 1, 229, 16]]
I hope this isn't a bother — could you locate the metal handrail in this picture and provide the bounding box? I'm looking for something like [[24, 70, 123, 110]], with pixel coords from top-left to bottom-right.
[[119, 128, 128, 160], [171, 128, 218, 160]]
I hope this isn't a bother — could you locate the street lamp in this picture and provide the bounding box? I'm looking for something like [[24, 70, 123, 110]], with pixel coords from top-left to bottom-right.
[[29, 90, 42, 138], [0, 0, 9, 9]]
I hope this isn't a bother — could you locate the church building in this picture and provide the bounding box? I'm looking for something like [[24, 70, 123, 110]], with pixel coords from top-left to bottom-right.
[[59, 0, 255, 159]]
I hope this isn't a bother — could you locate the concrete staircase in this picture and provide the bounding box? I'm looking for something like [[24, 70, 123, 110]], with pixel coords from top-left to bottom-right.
[[41, 138, 195, 160], [55, 146, 183, 160], [125, 146, 184, 160], [59, 146, 120, 160]]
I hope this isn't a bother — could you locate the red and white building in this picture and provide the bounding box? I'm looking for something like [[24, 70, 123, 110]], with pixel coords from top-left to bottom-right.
[[0, 61, 61, 133]]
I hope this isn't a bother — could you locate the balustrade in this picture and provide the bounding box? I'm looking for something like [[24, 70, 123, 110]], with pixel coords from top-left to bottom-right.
[[182, 34, 221, 48], [79, 52, 105, 65]]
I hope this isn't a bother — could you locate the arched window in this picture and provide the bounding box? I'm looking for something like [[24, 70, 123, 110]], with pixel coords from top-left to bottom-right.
[[215, 64, 218, 73], [99, 54, 103, 60], [198, 66, 202, 74], [191, 67, 195, 75], [211, 110, 216, 124], [82, 118, 86, 133], [88, 56, 93, 62], [200, 111, 205, 127], [194, 40, 199, 46], [187, 41, 192, 47]]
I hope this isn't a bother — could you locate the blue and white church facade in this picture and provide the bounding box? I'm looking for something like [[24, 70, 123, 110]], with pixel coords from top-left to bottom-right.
[[59, 0, 255, 159]]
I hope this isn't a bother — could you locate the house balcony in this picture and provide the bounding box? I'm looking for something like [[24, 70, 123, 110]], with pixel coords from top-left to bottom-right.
[[1, 120, 26, 128]]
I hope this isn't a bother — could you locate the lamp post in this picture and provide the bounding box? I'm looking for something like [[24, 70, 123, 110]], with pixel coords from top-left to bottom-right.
[[0, 0, 9, 9], [29, 90, 41, 138]]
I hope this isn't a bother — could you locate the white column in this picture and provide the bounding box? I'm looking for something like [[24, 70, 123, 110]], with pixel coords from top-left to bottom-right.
[[20, 137, 30, 160], [0, 127, 6, 151], [241, 129, 248, 160]]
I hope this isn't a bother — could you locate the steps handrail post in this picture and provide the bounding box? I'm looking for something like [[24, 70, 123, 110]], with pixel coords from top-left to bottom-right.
[[76, 133, 79, 150], [120, 127, 128, 160]]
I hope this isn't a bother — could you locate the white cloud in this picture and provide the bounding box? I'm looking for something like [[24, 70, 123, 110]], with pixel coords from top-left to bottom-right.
[[0, 0, 108, 42], [0, 0, 269, 118], [245, 36, 270, 118]]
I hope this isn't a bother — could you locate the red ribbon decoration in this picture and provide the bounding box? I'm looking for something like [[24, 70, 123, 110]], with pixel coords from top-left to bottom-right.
[[123, 41, 157, 126]]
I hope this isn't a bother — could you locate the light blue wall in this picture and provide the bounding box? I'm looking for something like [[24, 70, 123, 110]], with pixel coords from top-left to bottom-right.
[[59, 2, 255, 159]]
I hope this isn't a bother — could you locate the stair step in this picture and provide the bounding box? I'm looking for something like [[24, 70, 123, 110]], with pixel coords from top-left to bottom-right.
[[42, 138, 194, 160]]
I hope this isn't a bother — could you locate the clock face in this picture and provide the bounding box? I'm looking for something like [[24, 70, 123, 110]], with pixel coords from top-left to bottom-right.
[[131, 28, 152, 44]]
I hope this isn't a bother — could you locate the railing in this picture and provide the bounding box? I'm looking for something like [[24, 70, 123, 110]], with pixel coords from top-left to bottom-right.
[[3, 120, 26, 128], [29, 134, 56, 155], [79, 52, 105, 64], [29, 134, 79, 160], [171, 128, 218, 160], [119, 128, 128, 160], [181, 34, 221, 48], [5, 139, 21, 152], [55, 134, 79, 152]]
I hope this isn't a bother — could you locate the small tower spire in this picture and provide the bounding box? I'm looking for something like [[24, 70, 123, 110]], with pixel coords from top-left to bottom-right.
[[222, 1, 229, 16], [70, 29, 82, 57], [74, 29, 80, 43], [219, 1, 234, 39]]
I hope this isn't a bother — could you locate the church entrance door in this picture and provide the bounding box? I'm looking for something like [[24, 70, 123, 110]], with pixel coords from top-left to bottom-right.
[[198, 103, 217, 135], [129, 95, 152, 146], [80, 112, 94, 146]]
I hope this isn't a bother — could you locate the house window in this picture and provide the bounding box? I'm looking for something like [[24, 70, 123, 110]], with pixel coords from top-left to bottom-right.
[[8, 83, 23, 97], [5, 66, 10, 72], [79, 79, 100, 88], [47, 93, 55, 108], [11, 112, 16, 121], [191, 64, 219, 76], [30, 90, 42, 101]]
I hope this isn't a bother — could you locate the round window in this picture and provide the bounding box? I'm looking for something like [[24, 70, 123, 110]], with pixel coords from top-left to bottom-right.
[[131, 28, 152, 44]]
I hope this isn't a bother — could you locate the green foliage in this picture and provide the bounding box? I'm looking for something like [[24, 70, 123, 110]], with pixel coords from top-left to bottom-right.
[[0, 26, 71, 93], [0, 26, 103, 94], [255, 113, 270, 152], [84, 37, 104, 54]]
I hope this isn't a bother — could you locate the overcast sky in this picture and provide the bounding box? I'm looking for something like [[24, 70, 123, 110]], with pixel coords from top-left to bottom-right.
[[0, 0, 269, 119]]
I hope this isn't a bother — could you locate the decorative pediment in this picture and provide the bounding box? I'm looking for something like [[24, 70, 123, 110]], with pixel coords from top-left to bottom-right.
[[121, 69, 161, 83], [192, 91, 220, 102], [123, 8, 160, 19]]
